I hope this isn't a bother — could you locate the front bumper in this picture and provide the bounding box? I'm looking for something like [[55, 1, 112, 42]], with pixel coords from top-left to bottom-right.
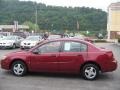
[[0, 45, 13, 48], [1, 59, 10, 70], [20, 45, 34, 49]]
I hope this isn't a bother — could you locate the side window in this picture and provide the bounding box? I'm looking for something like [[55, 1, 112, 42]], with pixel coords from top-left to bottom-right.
[[80, 43, 87, 52], [63, 42, 81, 52], [37, 41, 61, 53], [63, 41, 87, 52]]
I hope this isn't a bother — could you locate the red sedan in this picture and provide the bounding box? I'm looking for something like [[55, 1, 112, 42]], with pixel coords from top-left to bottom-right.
[[1, 38, 117, 80]]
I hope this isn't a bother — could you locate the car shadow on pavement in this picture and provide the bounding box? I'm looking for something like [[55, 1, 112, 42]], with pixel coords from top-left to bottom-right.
[[28, 72, 81, 79], [29, 72, 116, 81], [1, 70, 116, 81]]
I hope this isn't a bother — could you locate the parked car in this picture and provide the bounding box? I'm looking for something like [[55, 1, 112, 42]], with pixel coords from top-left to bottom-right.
[[72, 35, 93, 43], [20, 35, 42, 49], [0, 35, 6, 40], [1, 38, 117, 80], [11, 31, 30, 38], [0, 35, 24, 49], [0, 32, 11, 36], [48, 34, 61, 39]]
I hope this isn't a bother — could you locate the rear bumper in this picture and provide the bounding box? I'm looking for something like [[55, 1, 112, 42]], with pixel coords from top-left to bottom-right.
[[102, 60, 117, 72]]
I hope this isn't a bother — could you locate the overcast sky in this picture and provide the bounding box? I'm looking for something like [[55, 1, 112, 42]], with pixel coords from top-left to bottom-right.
[[20, 0, 120, 11]]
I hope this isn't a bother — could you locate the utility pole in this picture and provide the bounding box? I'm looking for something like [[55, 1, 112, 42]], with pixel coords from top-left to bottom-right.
[[13, 21, 18, 32], [34, 2, 38, 33], [77, 20, 79, 31]]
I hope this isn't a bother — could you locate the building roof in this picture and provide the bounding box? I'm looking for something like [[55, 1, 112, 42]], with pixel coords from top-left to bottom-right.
[[109, 2, 120, 10], [0, 25, 29, 30]]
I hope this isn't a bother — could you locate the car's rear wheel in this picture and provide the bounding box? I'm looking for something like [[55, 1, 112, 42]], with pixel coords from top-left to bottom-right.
[[82, 64, 99, 80], [11, 61, 27, 76]]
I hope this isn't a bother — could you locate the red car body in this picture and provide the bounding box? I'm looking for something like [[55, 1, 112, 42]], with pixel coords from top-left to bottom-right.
[[84, 37, 93, 43], [1, 38, 117, 79]]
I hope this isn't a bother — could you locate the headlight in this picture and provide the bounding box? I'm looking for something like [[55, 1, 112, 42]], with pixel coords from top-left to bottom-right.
[[20, 42, 24, 46], [1, 56, 7, 60]]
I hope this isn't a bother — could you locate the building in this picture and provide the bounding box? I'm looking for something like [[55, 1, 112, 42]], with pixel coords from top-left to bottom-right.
[[107, 2, 120, 41], [0, 25, 29, 32]]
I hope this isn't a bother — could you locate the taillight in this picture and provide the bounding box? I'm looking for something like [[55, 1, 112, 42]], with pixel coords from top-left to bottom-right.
[[107, 51, 114, 61]]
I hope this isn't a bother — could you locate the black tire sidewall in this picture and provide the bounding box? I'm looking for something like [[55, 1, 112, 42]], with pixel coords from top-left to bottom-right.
[[82, 64, 99, 80], [13, 43, 16, 49], [11, 61, 27, 76]]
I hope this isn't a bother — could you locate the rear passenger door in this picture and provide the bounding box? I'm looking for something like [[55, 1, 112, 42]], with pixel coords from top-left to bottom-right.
[[59, 41, 88, 73]]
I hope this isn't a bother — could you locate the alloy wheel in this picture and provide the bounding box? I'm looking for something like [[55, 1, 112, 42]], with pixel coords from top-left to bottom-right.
[[84, 66, 97, 79], [13, 63, 24, 75], [82, 64, 99, 80], [11, 61, 27, 76]]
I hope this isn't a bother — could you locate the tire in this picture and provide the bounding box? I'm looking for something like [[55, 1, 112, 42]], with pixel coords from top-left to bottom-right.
[[20, 47, 24, 50], [11, 61, 27, 76], [82, 64, 99, 80], [12, 44, 16, 49]]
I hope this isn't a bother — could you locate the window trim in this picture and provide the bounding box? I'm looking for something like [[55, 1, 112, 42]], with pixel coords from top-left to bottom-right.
[[80, 43, 88, 52]]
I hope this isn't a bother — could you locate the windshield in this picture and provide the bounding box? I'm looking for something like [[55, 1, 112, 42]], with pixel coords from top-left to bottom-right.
[[26, 36, 41, 41], [2, 36, 16, 40]]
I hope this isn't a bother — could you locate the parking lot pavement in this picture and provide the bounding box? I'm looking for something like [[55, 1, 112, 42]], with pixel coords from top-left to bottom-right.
[[0, 49, 20, 59], [0, 43, 120, 90]]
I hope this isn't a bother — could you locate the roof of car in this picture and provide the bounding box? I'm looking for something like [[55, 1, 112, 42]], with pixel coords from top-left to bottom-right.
[[29, 38, 95, 52], [43, 38, 92, 45]]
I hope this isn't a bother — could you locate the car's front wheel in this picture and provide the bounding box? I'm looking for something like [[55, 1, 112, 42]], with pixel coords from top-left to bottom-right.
[[82, 64, 99, 80], [12, 43, 16, 49], [11, 61, 27, 76]]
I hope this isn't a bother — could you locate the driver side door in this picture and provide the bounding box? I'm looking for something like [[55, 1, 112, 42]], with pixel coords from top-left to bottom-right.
[[30, 41, 61, 73]]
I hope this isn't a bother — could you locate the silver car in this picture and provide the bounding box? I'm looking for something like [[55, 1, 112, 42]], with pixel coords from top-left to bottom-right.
[[0, 35, 24, 49], [20, 35, 42, 49]]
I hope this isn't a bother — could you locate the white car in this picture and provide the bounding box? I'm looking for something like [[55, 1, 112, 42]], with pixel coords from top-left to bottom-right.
[[0, 35, 6, 40], [20, 36, 42, 49], [0, 35, 24, 49]]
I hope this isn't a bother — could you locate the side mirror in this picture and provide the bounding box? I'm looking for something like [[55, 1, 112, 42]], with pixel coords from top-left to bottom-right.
[[32, 50, 39, 54]]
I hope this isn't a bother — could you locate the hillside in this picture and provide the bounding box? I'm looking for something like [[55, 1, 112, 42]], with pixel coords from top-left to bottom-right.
[[0, 0, 107, 35]]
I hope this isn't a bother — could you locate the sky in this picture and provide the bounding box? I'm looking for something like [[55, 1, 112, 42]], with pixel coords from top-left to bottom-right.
[[20, 0, 120, 11]]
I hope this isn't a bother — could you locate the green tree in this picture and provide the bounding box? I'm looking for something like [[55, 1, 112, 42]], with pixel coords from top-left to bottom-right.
[[0, 0, 107, 36], [23, 21, 39, 32]]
